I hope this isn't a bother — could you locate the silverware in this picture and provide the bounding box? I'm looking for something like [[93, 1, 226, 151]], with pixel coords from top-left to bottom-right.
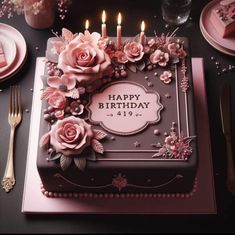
[[220, 83, 235, 195], [1, 86, 22, 193]]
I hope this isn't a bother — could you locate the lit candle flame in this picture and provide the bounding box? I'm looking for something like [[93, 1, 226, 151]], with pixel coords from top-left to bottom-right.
[[85, 19, 89, 30], [141, 21, 145, 32], [102, 10, 106, 24], [117, 12, 122, 25]]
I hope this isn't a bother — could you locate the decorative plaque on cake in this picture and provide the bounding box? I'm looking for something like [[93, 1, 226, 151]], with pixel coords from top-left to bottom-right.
[[87, 81, 163, 135]]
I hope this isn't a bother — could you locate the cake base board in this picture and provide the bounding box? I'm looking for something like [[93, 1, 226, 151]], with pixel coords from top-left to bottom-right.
[[22, 57, 216, 214]]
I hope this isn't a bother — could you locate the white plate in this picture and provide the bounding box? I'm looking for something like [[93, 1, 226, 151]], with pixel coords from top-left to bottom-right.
[[200, 0, 235, 56], [0, 23, 27, 81], [0, 32, 17, 74]]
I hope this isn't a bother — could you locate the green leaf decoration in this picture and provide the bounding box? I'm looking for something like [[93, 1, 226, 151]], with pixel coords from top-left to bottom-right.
[[159, 47, 168, 53], [152, 152, 163, 158], [93, 129, 107, 140], [74, 157, 86, 171], [128, 63, 137, 73], [145, 58, 151, 66], [91, 139, 104, 154], [136, 60, 146, 71], [170, 56, 180, 64], [48, 151, 62, 161], [60, 155, 72, 171]]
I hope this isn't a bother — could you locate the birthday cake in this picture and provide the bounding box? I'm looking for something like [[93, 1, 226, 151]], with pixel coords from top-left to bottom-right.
[[210, 0, 235, 38], [37, 27, 198, 196]]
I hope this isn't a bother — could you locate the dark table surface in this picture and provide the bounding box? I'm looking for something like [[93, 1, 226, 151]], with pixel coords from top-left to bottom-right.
[[0, 0, 235, 233]]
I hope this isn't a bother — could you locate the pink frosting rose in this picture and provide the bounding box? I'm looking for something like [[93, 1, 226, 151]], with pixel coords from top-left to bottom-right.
[[123, 41, 144, 62], [49, 116, 94, 156], [47, 90, 66, 109], [57, 33, 111, 86], [150, 49, 169, 67]]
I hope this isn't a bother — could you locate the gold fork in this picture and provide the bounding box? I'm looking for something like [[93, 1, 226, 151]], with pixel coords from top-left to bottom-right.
[[1, 86, 22, 193]]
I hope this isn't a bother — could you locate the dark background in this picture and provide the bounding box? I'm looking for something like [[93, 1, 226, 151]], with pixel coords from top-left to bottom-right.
[[0, 0, 235, 233]]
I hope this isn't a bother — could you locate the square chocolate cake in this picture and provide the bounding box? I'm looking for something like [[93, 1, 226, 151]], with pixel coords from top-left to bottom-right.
[[37, 28, 198, 196]]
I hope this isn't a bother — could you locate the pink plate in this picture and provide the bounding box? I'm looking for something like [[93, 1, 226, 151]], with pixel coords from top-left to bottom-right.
[[0, 23, 27, 81], [200, 0, 235, 55], [0, 32, 17, 74], [200, 21, 235, 56], [21, 57, 216, 214]]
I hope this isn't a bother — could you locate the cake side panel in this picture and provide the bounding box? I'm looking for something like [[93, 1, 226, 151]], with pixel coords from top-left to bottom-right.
[[37, 35, 198, 194]]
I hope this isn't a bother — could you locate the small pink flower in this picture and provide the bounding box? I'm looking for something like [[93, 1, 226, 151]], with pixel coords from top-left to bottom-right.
[[70, 101, 84, 116], [168, 43, 180, 54], [160, 71, 172, 84], [165, 132, 178, 150], [150, 49, 169, 67], [123, 41, 144, 62], [55, 109, 65, 120], [47, 74, 76, 92], [47, 90, 66, 109], [114, 51, 128, 64], [49, 116, 94, 156], [168, 43, 187, 59]]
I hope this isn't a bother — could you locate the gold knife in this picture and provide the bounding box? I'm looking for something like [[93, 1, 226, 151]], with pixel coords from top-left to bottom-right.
[[220, 83, 235, 195]]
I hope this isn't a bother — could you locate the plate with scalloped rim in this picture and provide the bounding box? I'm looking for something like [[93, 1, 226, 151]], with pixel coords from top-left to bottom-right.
[[0, 32, 17, 74], [0, 23, 27, 81], [200, 0, 235, 56]]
